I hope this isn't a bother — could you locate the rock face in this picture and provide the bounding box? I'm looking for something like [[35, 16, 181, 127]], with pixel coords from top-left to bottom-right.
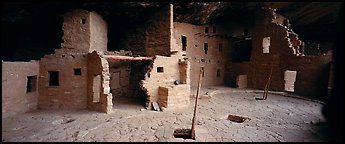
[[2, 2, 341, 61]]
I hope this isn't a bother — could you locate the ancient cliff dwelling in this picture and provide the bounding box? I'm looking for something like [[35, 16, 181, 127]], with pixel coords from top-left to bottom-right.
[[2, 2, 344, 142]]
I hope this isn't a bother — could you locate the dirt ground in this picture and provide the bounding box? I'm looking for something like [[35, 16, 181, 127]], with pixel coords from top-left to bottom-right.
[[2, 86, 329, 142]]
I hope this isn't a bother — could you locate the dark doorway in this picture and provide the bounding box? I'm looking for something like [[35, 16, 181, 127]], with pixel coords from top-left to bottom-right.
[[48, 71, 59, 86], [181, 35, 187, 51]]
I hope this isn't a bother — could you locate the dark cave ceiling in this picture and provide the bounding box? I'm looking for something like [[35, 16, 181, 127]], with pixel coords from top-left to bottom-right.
[[1, 2, 343, 61]]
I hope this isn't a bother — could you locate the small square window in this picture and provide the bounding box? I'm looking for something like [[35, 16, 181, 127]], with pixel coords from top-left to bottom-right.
[[205, 27, 209, 33], [157, 67, 164, 73], [81, 18, 86, 24], [74, 68, 82, 76]]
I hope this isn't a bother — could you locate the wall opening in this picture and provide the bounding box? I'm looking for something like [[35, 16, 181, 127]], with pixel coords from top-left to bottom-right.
[[284, 70, 297, 92], [201, 67, 205, 77], [81, 18, 86, 24], [110, 72, 120, 89], [231, 39, 252, 62], [74, 68, 82, 76], [205, 27, 209, 33], [157, 67, 164, 73], [26, 75, 37, 92], [213, 26, 216, 33], [204, 43, 208, 54], [48, 71, 59, 86], [93, 75, 101, 103], [263, 37, 270, 53], [217, 69, 221, 77], [181, 35, 187, 51], [244, 28, 249, 36], [219, 43, 223, 52], [179, 61, 188, 84]]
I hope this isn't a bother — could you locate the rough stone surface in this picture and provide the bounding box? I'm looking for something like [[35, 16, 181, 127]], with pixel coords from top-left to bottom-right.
[[225, 7, 332, 100], [38, 48, 88, 110], [2, 61, 40, 118], [2, 87, 328, 142], [61, 9, 107, 53], [173, 22, 229, 91]]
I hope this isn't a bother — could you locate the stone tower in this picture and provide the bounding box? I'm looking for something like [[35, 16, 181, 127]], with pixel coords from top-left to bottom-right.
[[61, 9, 107, 53]]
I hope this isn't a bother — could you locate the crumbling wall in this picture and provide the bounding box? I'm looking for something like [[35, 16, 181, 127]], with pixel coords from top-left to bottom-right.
[[250, 7, 298, 91], [173, 22, 228, 91], [87, 52, 113, 113], [226, 7, 332, 99], [121, 4, 172, 57], [90, 11, 107, 53], [38, 48, 88, 110], [2, 61, 39, 118], [142, 54, 187, 109]]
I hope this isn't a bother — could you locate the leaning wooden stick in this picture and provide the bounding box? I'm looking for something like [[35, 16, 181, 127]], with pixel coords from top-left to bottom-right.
[[191, 67, 203, 140]]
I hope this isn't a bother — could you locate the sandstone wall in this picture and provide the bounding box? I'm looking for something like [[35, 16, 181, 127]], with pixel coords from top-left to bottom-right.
[[173, 22, 228, 91], [121, 5, 172, 57], [2, 61, 39, 118], [87, 52, 112, 113], [38, 48, 88, 110], [90, 11, 108, 53], [61, 9, 91, 52]]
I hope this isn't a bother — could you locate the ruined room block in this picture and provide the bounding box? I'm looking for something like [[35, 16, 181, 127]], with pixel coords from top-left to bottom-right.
[[236, 75, 247, 89]]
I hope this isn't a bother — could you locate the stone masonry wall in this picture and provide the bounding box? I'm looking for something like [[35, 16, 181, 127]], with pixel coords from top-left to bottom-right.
[[225, 7, 332, 100], [121, 5, 172, 57], [2, 61, 39, 118], [142, 53, 185, 109], [87, 52, 113, 113], [61, 9, 91, 52], [38, 48, 88, 110], [158, 85, 190, 111], [90, 11, 107, 53], [173, 22, 228, 91]]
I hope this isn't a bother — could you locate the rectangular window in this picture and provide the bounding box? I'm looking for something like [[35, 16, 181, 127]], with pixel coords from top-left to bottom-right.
[[204, 43, 208, 54], [263, 37, 270, 53], [219, 43, 223, 52], [81, 18, 86, 24], [213, 26, 216, 33], [157, 67, 164, 73], [74, 68, 82, 76], [181, 35, 187, 51], [205, 27, 209, 33], [48, 71, 59, 86], [26, 75, 37, 92]]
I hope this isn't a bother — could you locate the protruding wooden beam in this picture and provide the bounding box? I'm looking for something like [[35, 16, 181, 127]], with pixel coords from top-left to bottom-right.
[[103, 55, 153, 61]]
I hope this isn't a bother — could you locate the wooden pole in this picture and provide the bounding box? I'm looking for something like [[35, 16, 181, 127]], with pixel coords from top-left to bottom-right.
[[263, 65, 273, 100], [191, 67, 203, 140]]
